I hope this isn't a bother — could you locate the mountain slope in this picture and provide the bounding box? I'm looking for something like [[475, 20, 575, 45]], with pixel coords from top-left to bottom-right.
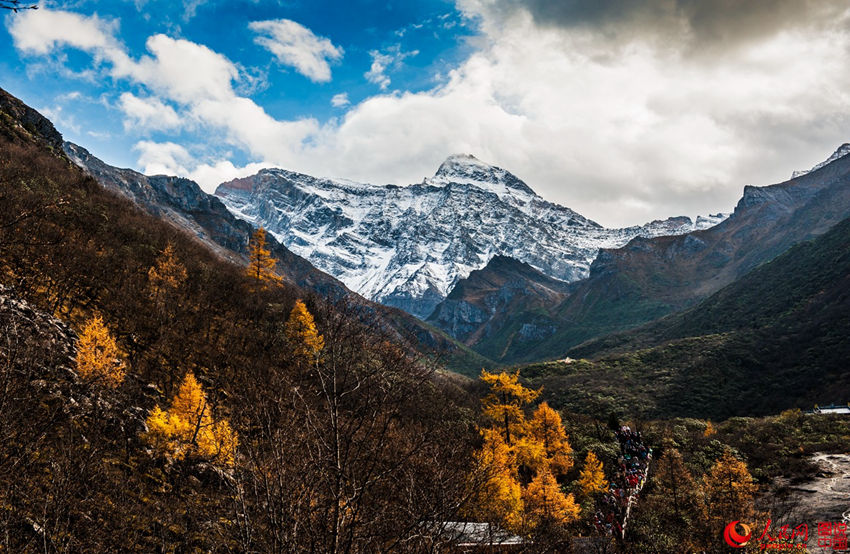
[[518, 214, 850, 420], [571, 212, 850, 358], [0, 88, 477, 551], [62, 130, 493, 375], [216, 154, 725, 318], [426, 255, 572, 360], [64, 142, 346, 296], [520, 144, 850, 360]]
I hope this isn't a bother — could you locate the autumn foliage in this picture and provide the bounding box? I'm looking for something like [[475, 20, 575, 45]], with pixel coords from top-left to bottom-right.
[[578, 451, 607, 496], [284, 299, 324, 363], [147, 243, 187, 300], [470, 371, 580, 535], [75, 315, 125, 388], [144, 371, 238, 467], [246, 227, 282, 287]]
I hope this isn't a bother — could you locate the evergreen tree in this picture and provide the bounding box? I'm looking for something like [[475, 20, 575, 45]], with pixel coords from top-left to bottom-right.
[[246, 227, 282, 287], [75, 315, 125, 388]]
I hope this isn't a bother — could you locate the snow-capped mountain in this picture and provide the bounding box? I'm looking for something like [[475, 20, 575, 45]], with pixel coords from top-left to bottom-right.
[[792, 143, 850, 178], [216, 154, 728, 318]]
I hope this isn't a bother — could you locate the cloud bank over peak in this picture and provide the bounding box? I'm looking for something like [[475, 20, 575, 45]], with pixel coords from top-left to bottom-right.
[[8, 3, 850, 226]]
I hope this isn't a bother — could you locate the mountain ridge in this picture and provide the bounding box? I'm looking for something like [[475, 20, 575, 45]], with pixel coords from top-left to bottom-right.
[[216, 154, 727, 318]]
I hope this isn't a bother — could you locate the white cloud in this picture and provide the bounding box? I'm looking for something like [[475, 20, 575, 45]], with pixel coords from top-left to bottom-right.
[[249, 19, 343, 83], [8, 9, 120, 55], [331, 92, 350, 108], [118, 92, 182, 131], [134, 140, 192, 175], [134, 139, 268, 192], [13, 6, 850, 226], [9, 9, 318, 171], [364, 45, 418, 91]]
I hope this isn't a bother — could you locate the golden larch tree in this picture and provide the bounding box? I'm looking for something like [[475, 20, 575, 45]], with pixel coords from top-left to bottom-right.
[[578, 451, 607, 497], [653, 448, 698, 521], [525, 402, 574, 477], [143, 371, 238, 467], [284, 299, 325, 363], [700, 449, 757, 529], [480, 370, 540, 445], [470, 428, 525, 531], [246, 227, 282, 287], [703, 420, 716, 437], [523, 468, 580, 528], [147, 242, 187, 300], [75, 315, 125, 388]]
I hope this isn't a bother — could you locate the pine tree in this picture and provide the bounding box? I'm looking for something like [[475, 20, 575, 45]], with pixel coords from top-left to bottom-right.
[[143, 371, 238, 467], [284, 299, 325, 363], [246, 227, 282, 287], [75, 315, 125, 388], [524, 468, 580, 528], [480, 370, 540, 445], [525, 402, 574, 477], [147, 243, 187, 300], [578, 451, 607, 496]]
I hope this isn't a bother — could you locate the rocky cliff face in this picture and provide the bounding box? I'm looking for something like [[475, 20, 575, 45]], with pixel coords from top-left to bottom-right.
[[0, 87, 64, 154], [216, 154, 726, 318], [64, 142, 347, 297], [426, 256, 573, 358]]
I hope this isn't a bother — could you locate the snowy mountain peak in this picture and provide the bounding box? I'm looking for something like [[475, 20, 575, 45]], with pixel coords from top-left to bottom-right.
[[215, 157, 729, 319], [429, 154, 537, 197], [792, 143, 850, 178]]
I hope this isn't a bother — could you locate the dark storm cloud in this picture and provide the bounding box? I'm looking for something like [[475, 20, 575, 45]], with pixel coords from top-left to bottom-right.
[[490, 0, 847, 50]]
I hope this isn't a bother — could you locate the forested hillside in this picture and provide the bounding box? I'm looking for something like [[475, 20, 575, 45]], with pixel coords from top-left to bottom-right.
[[517, 215, 850, 420], [0, 84, 478, 551]]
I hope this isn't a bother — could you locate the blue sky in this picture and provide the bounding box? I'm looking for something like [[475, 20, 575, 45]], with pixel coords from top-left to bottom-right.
[[3, 0, 850, 226], [1, 0, 474, 172]]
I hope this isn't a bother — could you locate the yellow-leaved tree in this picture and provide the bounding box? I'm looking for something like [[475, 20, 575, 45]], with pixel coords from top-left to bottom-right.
[[525, 402, 574, 476], [578, 451, 607, 497], [147, 242, 187, 301], [480, 370, 540, 445], [284, 299, 324, 364], [246, 227, 282, 287], [469, 371, 581, 534], [143, 371, 238, 467], [75, 315, 125, 388], [700, 449, 757, 537], [472, 428, 524, 530], [524, 468, 580, 528]]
